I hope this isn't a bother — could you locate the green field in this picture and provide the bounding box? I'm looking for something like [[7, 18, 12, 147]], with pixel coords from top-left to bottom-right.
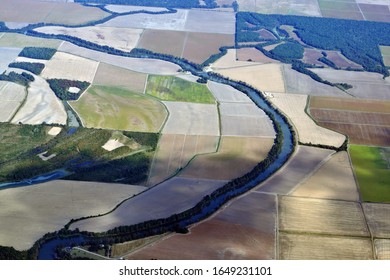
[[349, 145, 390, 203], [0, 124, 158, 185], [146, 75, 215, 104], [380, 46, 390, 67], [0, 33, 61, 48], [70, 85, 168, 132]]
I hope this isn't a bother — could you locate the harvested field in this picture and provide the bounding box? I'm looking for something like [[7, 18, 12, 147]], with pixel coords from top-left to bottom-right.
[[279, 233, 373, 260], [269, 92, 346, 147], [263, 42, 283, 51], [137, 30, 186, 57], [11, 72, 67, 125], [146, 75, 215, 104], [48, 127, 62, 136], [0, 0, 109, 25], [147, 134, 218, 186], [291, 151, 360, 201], [35, 26, 143, 52], [70, 177, 228, 233], [374, 239, 390, 260], [99, 9, 188, 30], [0, 47, 22, 72], [105, 5, 167, 13], [321, 9, 365, 20], [0, 180, 146, 250], [128, 192, 277, 260], [257, 146, 334, 195], [216, 63, 285, 92], [303, 48, 326, 66], [319, 0, 361, 12], [311, 68, 390, 100], [310, 96, 390, 113], [326, 50, 362, 69], [59, 41, 181, 75], [92, 63, 147, 93], [0, 33, 61, 48], [207, 81, 252, 103], [363, 203, 390, 238], [311, 109, 390, 126], [380, 46, 390, 67], [282, 64, 349, 97], [162, 101, 219, 136], [279, 196, 370, 237], [70, 85, 167, 132], [42, 52, 99, 83], [182, 32, 234, 64], [0, 81, 26, 122], [184, 10, 235, 34], [237, 0, 322, 16], [179, 136, 274, 181], [236, 48, 279, 64], [211, 49, 260, 69], [350, 145, 390, 202], [14, 57, 48, 65]]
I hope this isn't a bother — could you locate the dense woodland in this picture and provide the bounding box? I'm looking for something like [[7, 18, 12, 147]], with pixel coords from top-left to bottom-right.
[[8, 62, 45, 75], [47, 79, 90, 100], [18, 47, 56, 60], [236, 12, 390, 76], [0, 71, 34, 87]]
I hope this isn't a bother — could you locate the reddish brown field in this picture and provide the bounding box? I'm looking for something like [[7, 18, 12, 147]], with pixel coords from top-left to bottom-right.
[[182, 33, 234, 64], [258, 29, 277, 40], [127, 192, 277, 259], [309, 96, 390, 146], [326, 51, 362, 69], [359, 4, 390, 23], [236, 48, 278, 63], [303, 49, 326, 66], [137, 30, 186, 57], [321, 10, 365, 21]]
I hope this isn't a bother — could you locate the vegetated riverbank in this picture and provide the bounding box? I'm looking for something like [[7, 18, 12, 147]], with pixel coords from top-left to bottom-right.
[[0, 25, 296, 260]]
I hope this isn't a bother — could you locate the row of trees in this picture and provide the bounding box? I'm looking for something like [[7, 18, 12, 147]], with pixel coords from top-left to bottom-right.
[[0, 71, 34, 87], [8, 62, 45, 75]]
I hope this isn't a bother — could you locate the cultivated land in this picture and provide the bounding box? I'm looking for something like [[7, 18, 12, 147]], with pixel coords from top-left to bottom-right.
[[363, 203, 390, 238], [374, 239, 390, 260], [291, 151, 360, 201], [147, 134, 219, 186], [0, 180, 146, 251], [41, 52, 99, 83], [146, 75, 216, 104], [236, 48, 279, 64], [162, 102, 219, 136], [211, 49, 262, 69], [350, 145, 390, 203], [216, 63, 285, 93], [0, 33, 62, 48], [380, 45, 390, 67], [258, 146, 334, 195], [269, 92, 345, 147], [11, 72, 67, 125], [279, 196, 370, 236], [128, 192, 277, 260], [279, 233, 373, 260], [282, 65, 349, 97], [0, 81, 26, 122], [311, 68, 390, 100], [70, 85, 167, 132], [0, 47, 22, 72], [35, 26, 143, 52], [59, 41, 181, 75], [0, 0, 109, 25], [70, 177, 228, 233], [92, 63, 147, 93], [105, 4, 168, 13], [207, 81, 253, 103], [179, 137, 274, 181], [237, 0, 322, 16]]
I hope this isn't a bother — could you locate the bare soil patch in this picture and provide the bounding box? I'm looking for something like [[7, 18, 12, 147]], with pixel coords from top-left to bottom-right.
[[237, 48, 279, 63], [137, 30, 186, 57], [279, 196, 370, 237], [257, 146, 334, 195], [211, 49, 260, 69], [147, 134, 218, 186], [0, 180, 146, 250], [179, 137, 274, 180], [291, 151, 360, 201], [279, 233, 373, 260], [128, 192, 277, 260], [70, 177, 228, 233]]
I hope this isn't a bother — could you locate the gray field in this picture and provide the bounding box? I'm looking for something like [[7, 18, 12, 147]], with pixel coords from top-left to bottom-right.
[[208, 81, 252, 103], [363, 203, 390, 238], [221, 115, 275, 137], [162, 101, 220, 136], [257, 146, 334, 194], [70, 177, 228, 232], [282, 65, 350, 97], [0, 81, 26, 101], [220, 102, 267, 117], [374, 239, 390, 260], [0, 47, 21, 72], [0, 180, 147, 250], [184, 10, 235, 34], [59, 41, 181, 75]]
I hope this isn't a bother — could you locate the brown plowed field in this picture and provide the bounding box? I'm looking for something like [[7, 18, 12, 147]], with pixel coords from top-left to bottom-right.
[[309, 96, 390, 146], [127, 192, 277, 260], [147, 134, 219, 186], [279, 233, 373, 260], [137, 30, 186, 58], [179, 137, 274, 181], [236, 48, 279, 63]]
